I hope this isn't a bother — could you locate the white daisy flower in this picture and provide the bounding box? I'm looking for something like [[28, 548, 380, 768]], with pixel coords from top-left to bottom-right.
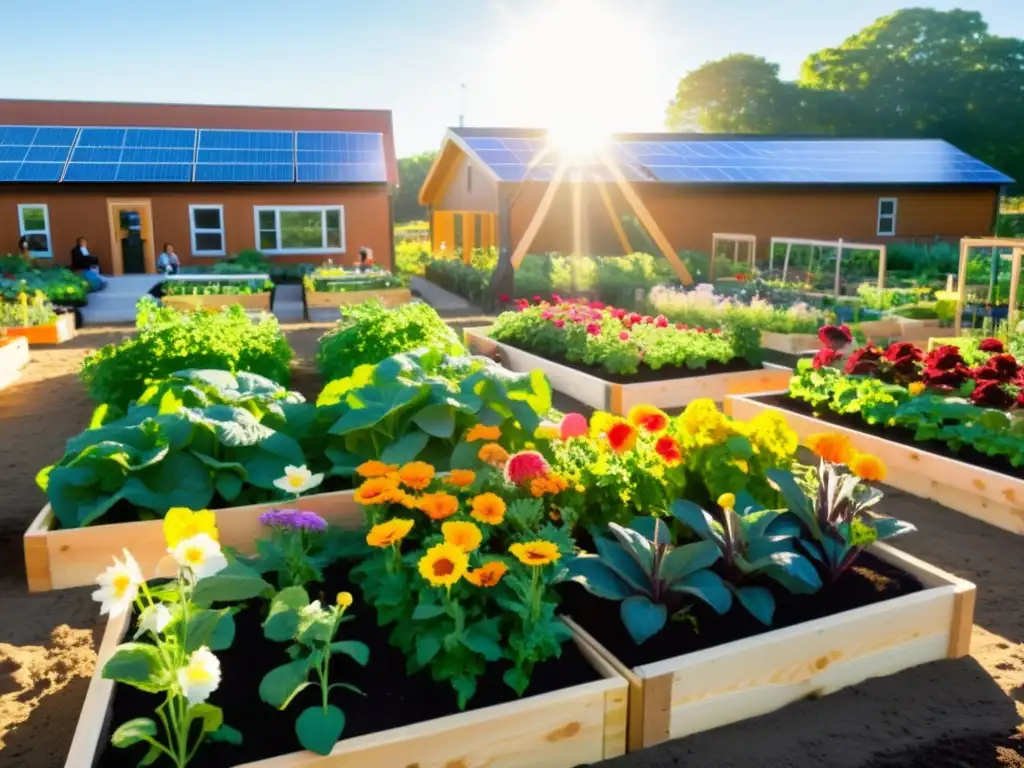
[[92, 549, 143, 618], [134, 603, 173, 639], [171, 533, 228, 581], [177, 647, 221, 705], [273, 465, 324, 495]]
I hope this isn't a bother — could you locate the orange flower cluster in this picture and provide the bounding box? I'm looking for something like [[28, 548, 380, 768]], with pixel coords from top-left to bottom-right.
[[805, 433, 887, 482], [529, 473, 569, 497]]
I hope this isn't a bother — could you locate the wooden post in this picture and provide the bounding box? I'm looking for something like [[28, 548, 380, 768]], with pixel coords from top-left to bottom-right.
[[709, 234, 718, 283], [955, 239, 969, 337], [510, 161, 569, 269], [596, 184, 632, 255], [834, 239, 844, 299], [1008, 247, 1022, 332], [733, 239, 739, 265], [782, 243, 793, 282], [877, 243, 887, 301], [599, 149, 692, 285]]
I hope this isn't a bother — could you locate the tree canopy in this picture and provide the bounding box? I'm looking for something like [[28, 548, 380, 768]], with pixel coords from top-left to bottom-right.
[[394, 152, 437, 223], [666, 8, 1024, 188]]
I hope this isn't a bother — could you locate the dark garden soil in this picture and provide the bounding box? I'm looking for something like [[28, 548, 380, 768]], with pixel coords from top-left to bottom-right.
[[559, 552, 921, 669], [492, 339, 756, 385], [758, 393, 1024, 480], [99, 560, 600, 768]]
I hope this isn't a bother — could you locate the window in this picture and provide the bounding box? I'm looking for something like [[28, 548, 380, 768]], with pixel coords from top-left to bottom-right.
[[253, 206, 344, 254], [189, 205, 226, 256], [18, 204, 52, 258], [877, 198, 897, 236]]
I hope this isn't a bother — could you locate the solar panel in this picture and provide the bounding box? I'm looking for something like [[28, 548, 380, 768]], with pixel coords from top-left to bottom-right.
[[194, 129, 294, 182], [295, 131, 387, 183], [0, 124, 77, 182], [65, 127, 197, 182]]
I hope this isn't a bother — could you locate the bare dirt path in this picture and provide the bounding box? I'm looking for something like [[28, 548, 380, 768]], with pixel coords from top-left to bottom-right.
[[0, 319, 1020, 767]]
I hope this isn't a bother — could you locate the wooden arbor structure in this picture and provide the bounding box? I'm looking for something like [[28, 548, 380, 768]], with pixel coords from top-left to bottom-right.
[[953, 237, 1024, 336], [768, 237, 887, 300], [709, 233, 756, 282], [504, 149, 693, 287]]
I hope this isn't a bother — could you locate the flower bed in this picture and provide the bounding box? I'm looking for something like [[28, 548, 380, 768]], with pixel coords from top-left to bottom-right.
[[1, 291, 77, 344], [161, 279, 274, 313], [0, 255, 91, 303], [0, 335, 30, 390], [303, 268, 410, 314]]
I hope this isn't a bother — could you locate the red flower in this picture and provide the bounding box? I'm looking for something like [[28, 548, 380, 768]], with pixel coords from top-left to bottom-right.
[[504, 451, 551, 485], [551, 293, 563, 304], [922, 364, 972, 393], [925, 345, 965, 371], [586, 323, 601, 336], [499, 293, 510, 302], [884, 342, 923, 363], [606, 421, 637, 454], [982, 353, 1020, 381], [979, 338, 1005, 353], [818, 324, 853, 350], [515, 298, 529, 310], [712, 328, 722, 334], [642, 316, 654, 325], [812, 347, 843, 369], [553, 319, 565, 328], [696, 327, 705, 333], [559, 413, 588, 440], [655, 315, 669, 328], [844, 345, 884, 376], [589, 301, 605, 310], [541, 310, 553, 319], [533, 295, 542, 303], [970, 379, 1016, 410], [611, 308, 626, 319], [619, 331, 630, 341], [675, 323, 688, 331], [628, 312, 642, 325], [654, 435, 682, 466]]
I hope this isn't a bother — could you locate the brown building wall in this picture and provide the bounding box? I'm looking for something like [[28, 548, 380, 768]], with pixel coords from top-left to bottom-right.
[[508, 183, 1000, 259], [438, 154, 500, 212], [0, 184, 392, 273]]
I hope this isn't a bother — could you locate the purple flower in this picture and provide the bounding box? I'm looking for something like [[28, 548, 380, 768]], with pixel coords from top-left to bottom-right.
[[258, 509, 328, 533]]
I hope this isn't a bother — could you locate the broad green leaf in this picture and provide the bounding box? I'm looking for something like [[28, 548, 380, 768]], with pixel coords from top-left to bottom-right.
[[659, 540, 722, 582], [670, 570, 733, 615], [460, 619, 503, 661], [627, 517, 672, 546], [209, 611, 236, 651], [412, 604, 447, 621], [380, 430, 431, 465], [412, 403, 456, 438], [295, 705, 345, 755], [120, 451, 214, 515], [452, 674, 477, 711], [259, 660, 310, 709], [102, 643, 170, 693], [565, 555, 634, 600], [593, 535, 651, 592], [185, 609, 230, 653], [503, 666, 531, 696], [192, 560, 271, 606], [189, 702, 223, 733], [733, 585, 775, 626], [620, 596, 668, 645], [607, 523, 655, 572], [329, 640, 370, 666], [111, 717, 157, 747], [206, 724, 243, 746], [415, 634, 442, 666]]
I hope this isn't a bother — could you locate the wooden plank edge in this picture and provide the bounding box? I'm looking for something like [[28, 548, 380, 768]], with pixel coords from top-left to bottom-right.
[[640, 672, 673, 748], [23, 504, 55, 593], [947, 582, 977, 658], [565, 618, 630, 759]]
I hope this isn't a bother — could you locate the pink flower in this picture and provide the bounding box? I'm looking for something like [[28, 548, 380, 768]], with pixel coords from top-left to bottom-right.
[[628, 312, 642, 325], [675, 323, 688, 330], [586, 323, 601, 336], [611, 308, 626, 319], [553, 319, 565, 328], [559, 413, 588, 440], [504, 451, 551, 485], [533, 295, 542, 303], [589, 301, 605, 310], [619, 331, 630, 341], [551, 293, 563, 304], [655, 315, 668, 328], [642, 316, 654, 325], [541, 310, 553, 320], [499, 293, 510, 302]]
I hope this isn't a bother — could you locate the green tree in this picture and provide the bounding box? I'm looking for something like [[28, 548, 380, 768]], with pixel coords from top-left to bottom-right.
[[394, 152, 437, 223]]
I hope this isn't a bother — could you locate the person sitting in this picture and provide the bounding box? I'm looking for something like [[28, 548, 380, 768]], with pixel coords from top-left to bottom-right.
[[358, 246, 374, 272], [70, 237, 107, 291], [157, 243, 181, 275], [16, 236, 34, 266]]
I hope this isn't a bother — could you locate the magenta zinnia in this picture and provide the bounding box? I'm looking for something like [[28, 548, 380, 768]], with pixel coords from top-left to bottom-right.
[[504, 451, 551, 485]]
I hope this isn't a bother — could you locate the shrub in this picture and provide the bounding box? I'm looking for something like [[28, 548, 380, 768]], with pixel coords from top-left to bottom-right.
[[394, 241, 432, 278], [316, 300, 464, 381], [424, 259, 490, 304], [163, 278, 273, 296], [81, 299, 293, 409]]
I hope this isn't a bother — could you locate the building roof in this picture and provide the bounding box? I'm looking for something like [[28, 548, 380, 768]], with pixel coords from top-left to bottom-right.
[[0, 99, 398, 185], [420, 127, 1012, 202]]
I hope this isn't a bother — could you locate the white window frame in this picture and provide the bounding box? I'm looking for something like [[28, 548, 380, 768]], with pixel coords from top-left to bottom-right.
[[17, 203, 53, 258], [252, 205, 345, 255], [876, 197, 898, 237], [189, 204, 226, 257]]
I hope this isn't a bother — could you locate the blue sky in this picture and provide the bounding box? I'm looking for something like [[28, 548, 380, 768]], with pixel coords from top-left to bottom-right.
[[2, 0, 1022, 156]]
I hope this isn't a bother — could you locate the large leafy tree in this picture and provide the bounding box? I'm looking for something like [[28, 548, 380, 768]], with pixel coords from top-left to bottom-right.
[[665, 8, 1024, 187], [394, 152, 437, 223]]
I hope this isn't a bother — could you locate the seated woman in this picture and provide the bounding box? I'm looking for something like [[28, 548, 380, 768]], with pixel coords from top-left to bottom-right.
[[157, 243, 181, 275], [70, 237, 107, 291], [357, 246, 374, 272]]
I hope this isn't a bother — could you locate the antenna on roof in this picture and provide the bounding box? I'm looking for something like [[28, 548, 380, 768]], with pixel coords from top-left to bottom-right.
[[459, 83, 467, 128]]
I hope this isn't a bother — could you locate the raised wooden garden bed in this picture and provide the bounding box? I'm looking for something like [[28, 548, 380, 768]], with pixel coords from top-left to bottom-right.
[[3, 311, 76, 345], [566, 543, 975, 752], [464, 327, 792, 414], [23, 489, 366, 593], [161, 293, 273, 312], [760, 331, 819, 355], [0, 336, 30, 390], [66, 614, 627, 768], [725, 391, 1024, 535], [305, 287, 411, 313]]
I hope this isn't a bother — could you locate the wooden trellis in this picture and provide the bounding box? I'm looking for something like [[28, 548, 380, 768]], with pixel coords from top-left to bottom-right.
[[709, 233, 756, 282], [953, 237, 1024, 336], [767, 237, 887, 299]]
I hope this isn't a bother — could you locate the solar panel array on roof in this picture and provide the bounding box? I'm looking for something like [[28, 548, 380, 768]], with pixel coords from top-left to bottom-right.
[[460, 134, 1013, 186], [0, 125, 390, 184]]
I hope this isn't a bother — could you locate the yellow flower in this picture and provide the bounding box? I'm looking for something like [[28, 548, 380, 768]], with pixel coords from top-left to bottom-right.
[[733, 460, 749, 474], [465, 424, 502, 442], [366, 518, 415, 548], [510, 540, 561, 566], [717, 493, 736, 510], [465, 561, 508, 587], [356, 460, 398, 478], [447, 469, 476, 488], [418, 542, 469, 589], [163, 508, 219, 549], [908, 381, 926, 397], [417, 492, 460, 521], [805, 433, 857, 466], [442, 521, 483, 552], [336, 591, 353, 608], [533, 423, 559, 440], [748, 410, 799, 459], [353, 476, 401, 506], [478, 443, 509, 466], [849, 453, 887, 482], [398, 461, 435, 490], [469, 493, 506, 525], [680, 399, 728, 440]]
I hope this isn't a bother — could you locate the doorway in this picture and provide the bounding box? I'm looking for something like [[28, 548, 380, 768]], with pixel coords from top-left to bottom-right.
[[106, 199, 156, 275]]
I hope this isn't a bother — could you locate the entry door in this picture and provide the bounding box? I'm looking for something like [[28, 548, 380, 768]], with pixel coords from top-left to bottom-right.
[[106, 200, 156, 275]]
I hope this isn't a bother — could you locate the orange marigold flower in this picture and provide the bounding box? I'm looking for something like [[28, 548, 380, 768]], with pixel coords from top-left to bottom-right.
[[627, 404, 670, 434], [849, 453, 887, 482], [353, 476, 400, 506], [418, 542, 468, 589], [356, 460, 398, 478], [805, 433, 857, 466], [478, 443, 509, 466], [654, 435, 683, 466], [530, 474, 569, 497], [447, 469, 476, 488], [366, 518, 414, 548], [509, 540, 561, 566], [398, 461, 435, 490], [465, 561, 508, 588], [470, 493, 506, 525], [442, 521, 483, 552], [606, 419, 637, 454], [417, 492, 460, 521], [465, 424, 502, 442]]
